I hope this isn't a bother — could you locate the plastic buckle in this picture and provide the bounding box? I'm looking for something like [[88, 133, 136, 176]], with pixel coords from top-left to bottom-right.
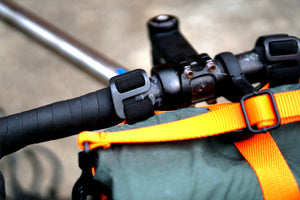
[[110, 69, 151, 119], [240, 90, 281, 133], [264, 36, 300, 62]]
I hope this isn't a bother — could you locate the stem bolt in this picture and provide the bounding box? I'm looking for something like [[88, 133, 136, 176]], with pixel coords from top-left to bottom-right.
[[206, 61, 216, 72], [156, 14, 170, 22], [148, 14, 178, 34], [184, 67, 194, 78]]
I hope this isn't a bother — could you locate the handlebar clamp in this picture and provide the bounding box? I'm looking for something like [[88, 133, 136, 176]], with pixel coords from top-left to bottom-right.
[[263, 35, 300, 62], [110, 69, 155, 123], [255, 34, 300, 86]]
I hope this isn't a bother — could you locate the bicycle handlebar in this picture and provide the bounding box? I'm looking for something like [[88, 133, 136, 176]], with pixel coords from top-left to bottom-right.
[[0, 15, 300, 159], [0, 88, 122, 158]]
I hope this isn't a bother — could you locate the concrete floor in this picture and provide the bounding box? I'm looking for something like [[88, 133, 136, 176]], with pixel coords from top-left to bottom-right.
[[0, 0, 300, 199]]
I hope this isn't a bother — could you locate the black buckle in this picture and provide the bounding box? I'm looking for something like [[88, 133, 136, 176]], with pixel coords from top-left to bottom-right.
[[240, 90, 281, 133], [110, 69, 152, 119], [264, 36, 300, 62]]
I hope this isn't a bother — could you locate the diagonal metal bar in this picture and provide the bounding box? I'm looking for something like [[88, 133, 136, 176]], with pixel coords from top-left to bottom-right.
[[0, 0, 128, 84]]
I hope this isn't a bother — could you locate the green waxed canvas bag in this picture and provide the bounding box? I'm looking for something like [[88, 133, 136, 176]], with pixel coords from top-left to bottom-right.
[[78, 84, 300, 200]]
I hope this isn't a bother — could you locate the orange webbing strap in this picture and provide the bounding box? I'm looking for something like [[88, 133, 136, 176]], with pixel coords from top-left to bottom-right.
[[78, 102, 246, 149], [235, 132, 300, 200], [78, 89, 300, 149]]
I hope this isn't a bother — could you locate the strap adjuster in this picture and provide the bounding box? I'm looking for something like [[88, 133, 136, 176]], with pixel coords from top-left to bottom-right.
[[240, 90, 281, 133]]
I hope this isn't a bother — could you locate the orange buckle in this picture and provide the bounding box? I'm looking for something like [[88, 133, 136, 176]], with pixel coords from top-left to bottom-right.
[[240, 90, 281, 133]]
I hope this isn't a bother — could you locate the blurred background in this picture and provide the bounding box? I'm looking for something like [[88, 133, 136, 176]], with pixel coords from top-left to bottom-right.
[[0, 0, 300, 199]]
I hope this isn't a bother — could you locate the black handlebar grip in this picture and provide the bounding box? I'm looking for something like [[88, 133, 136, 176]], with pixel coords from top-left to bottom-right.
[[0, 87, 122, 158]]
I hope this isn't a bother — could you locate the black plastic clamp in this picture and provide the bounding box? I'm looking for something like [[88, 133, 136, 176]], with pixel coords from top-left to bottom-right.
[[215, 52, 255, 102], [255, 34, 300, 87], [240, 90, 281, 133], [109, 69, 153, 120], [263, 36, 300, 62]]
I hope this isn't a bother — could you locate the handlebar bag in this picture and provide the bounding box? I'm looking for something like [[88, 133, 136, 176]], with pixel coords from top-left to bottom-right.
[[78, 83, 300, 200]]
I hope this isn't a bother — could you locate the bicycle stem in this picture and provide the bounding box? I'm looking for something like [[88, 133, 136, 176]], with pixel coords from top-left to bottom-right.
[[0, 0, 127, 84], [147, 15, 300, 105]]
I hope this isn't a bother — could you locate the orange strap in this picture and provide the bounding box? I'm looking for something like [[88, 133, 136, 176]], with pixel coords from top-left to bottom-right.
[[235, 132, 300, 200], [78, 88, 300, 199], [78, 89, 300, 149]]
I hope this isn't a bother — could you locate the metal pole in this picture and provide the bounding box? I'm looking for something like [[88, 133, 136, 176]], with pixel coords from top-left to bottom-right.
[[0, 0, 128, 84]]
